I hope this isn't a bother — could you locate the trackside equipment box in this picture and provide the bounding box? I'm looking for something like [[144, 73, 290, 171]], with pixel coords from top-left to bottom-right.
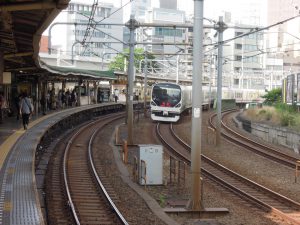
[[138, 145, 163, 185]]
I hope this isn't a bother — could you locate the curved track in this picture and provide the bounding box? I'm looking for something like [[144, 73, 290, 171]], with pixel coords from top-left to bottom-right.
[[156, 122, 300, 225], [209, 109, 300, 169], [47, 112, 129, 225]]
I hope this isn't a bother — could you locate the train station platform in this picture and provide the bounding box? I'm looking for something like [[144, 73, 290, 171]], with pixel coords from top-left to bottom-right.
[[0, 104, 124, 225]]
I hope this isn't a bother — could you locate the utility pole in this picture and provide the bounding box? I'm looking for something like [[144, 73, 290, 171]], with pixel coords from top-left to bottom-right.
[[186, 0, 204, 211], [208, 52, 214, 109], [143, 51, 148, 117], [125, 15, 139, 145], [176, 55, 179, 84], [215, 16, 227, 146]]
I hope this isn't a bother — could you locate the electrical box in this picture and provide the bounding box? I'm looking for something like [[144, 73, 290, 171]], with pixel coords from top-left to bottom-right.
[[138, 145, 163, 185]]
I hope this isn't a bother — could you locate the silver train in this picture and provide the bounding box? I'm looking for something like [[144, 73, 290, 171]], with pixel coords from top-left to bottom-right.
[[150, 82, 265, 122], [150, 82, 195, 122]]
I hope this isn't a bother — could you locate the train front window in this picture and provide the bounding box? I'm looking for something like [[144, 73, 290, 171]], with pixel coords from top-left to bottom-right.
[[152, 84, 181, 107]]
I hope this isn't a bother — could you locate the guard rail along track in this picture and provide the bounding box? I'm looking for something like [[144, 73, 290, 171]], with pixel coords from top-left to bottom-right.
[[156, 122, 300, 225], [63, 112, 129, 225], [209, 109, 300, 169]]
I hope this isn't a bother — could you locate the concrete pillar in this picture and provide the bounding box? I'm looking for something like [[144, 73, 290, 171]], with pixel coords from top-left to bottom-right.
[[62, 80, 66, 91], [78, 81, 81, 106], [86, 80, 90, 105], [44, 81, 48, 111], [36, 78, 41, 115], [94, 81, 98, 103]]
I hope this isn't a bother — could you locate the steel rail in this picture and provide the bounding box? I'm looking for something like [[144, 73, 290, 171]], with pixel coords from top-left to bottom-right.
[[63, 113, 124, 224], [88, 117, 129, 225], [221, 109, 300, 162], [156, 122, 190, 165], [208, 109, 300, 169], [162, 121, 300, 225]]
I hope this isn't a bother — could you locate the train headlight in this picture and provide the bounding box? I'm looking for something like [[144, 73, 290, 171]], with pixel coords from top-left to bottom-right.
[[151, 101, 157, 106], [175, 103, 181, 108]]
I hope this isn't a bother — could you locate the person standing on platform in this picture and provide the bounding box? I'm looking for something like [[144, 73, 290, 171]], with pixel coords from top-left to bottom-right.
[[100, 91, 104, 103], [14, 94, 21, 120], [114, 89, 119, 103], [20, 93, 33, 130], [61, 90, 66, 109], [40, 93, 46, 115]]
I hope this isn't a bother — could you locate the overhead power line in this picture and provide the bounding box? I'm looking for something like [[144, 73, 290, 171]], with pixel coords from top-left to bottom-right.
[[220, 13, 300, 46], [82, 0, 134, 54], [81, 0, 98, 45]]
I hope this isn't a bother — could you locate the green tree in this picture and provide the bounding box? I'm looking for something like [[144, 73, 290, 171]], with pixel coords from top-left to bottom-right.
[[109, 48, 157, 71], [262, 88, 282, 105]]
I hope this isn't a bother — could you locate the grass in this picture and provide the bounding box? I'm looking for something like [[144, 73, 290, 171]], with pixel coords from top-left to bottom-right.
[[243, 105, 300, 131], [158, 194, 166, 207]]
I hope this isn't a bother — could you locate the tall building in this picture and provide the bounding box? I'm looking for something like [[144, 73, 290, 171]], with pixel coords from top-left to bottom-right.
[[123, 0, 152, 22], [267, 0, 300, 74], [222, 24, 266, 90], [122, 0, 190, 78], [160, 0, 177, 10], [202, 0, 267, 26], [43, 0, 124, 70]]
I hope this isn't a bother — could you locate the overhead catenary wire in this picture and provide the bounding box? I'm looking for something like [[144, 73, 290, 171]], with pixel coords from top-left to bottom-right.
[[216, 13, 300, 46], [222, 40, 300, 61], [64, 5, 300, 68], [81, 0, 134, 55], [81, 0, 98, 54], [81, 0, 98, 45]]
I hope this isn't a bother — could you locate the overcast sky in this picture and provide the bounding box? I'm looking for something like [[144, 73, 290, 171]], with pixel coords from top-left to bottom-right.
[[68, 0, 299, 26], [49, 0, 300, 47]]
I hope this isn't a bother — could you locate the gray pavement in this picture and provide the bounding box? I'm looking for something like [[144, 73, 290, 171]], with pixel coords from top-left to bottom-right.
[[0, 105, 99, 225]]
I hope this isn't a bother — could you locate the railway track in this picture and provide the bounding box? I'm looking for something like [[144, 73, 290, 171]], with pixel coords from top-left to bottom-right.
[[46, 113, 129, 225], [209, 109, 300, 169], [156, 122, 300, 225]]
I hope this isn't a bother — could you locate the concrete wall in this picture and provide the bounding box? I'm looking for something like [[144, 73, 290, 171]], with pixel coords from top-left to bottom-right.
[[250, 123, 300, 154], [236, 115, 300, 154]]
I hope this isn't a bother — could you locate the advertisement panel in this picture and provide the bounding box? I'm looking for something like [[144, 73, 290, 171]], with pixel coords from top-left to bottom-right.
[[297, 73, 300, 105], [286, 74, 295, 105]]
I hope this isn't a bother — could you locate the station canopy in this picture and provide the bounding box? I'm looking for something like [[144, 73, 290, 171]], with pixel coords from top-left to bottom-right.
[[0, 0, 114, 81]]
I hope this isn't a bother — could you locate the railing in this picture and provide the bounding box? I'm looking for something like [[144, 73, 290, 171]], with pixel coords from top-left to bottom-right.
[[169, 156, 186, 185]]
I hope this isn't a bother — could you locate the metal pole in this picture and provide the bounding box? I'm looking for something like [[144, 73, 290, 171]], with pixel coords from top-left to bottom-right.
[[48, 24, 53, 54], [102, 55, 104, 70], [144, 52, 148, 117], [87, 81, 90, 105], [216, 16, 227, 146], [126, 15, 139, 145], [36, 78, 39, 115], [186, 0, 204, 211], [71, 41, 80, 65], [208, 53, 213, 109], [241, 37, 244, 89], [45, 82, 48, 112], [176, 55, 179, 84]]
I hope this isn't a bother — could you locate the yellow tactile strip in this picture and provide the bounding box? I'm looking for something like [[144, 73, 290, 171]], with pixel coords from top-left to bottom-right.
[[0, 112, 59, 169], [0, 104, 107, 170]]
